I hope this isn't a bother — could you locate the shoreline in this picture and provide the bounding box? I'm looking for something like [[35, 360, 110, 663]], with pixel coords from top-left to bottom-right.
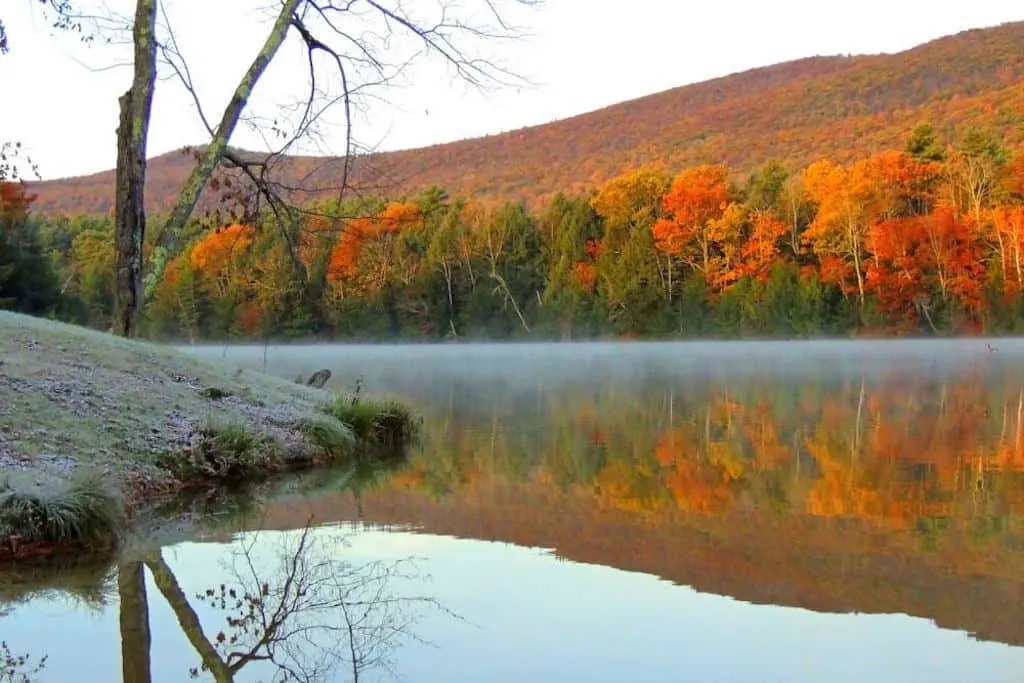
[[0, 311, 419, 561]]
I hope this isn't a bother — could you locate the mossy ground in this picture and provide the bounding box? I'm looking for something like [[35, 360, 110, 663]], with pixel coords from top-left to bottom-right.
[[0, 311, 419, 558]]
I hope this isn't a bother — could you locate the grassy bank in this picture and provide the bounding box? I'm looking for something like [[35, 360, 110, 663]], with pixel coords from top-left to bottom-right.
[[0, 311, 420, 559]]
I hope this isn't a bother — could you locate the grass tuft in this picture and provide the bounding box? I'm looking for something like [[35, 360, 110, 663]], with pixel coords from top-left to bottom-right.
[[321, 395, 421, 451], [299, 414, 356, 460], [159, 416, 278, 482], [0, 471, 124, 548], [203, 417, 261, 460], [200, 386, 234, 400]]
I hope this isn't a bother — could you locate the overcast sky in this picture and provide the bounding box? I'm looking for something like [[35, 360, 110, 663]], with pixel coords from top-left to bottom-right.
[[1, 0, 1021, 180]]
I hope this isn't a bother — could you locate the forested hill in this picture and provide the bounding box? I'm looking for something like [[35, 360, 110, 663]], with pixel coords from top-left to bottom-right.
[[26, 20, 1024, 216]]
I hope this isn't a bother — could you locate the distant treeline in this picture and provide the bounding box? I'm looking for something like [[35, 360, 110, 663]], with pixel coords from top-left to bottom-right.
[[4, 124, 1024, 341]]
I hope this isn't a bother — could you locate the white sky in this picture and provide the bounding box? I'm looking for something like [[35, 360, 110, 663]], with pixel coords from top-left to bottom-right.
[[1, 0, 1021, 181]]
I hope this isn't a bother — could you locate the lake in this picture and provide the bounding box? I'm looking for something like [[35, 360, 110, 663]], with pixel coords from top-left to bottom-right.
[[6, 340, 1024, 682]]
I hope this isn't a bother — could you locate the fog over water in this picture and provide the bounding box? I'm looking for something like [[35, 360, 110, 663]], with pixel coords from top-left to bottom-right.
[[188, 337, 1024, 389]]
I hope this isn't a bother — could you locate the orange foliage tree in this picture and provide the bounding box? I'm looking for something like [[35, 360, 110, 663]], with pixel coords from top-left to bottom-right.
[[0, 181, 34, 221], [990, 204, 1024, 295], [739, 210, 789, 282], [802, 158, 887, 305], [651, 164, 737, 290], [189, 224, 255, 297], [326, 201, 424, 296], [590, 166, 668, 232], [1002, 149, 1024, 200]]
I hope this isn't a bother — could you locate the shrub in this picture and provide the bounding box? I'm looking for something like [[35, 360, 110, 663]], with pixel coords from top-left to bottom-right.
[[200, 386, 234, 400]]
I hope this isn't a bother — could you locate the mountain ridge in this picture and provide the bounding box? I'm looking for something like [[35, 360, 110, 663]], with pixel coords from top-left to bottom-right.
[[25, 20, 1024, 216]]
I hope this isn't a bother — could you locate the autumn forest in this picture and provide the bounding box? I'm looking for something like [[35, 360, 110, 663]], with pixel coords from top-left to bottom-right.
[[4, 120, 1024, 341]]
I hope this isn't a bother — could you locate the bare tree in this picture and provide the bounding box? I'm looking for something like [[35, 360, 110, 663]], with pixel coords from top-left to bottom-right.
[[39, 0, 538, 336]]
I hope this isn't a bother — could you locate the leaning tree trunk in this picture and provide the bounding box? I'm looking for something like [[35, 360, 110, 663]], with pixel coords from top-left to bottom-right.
[[112, 0, 158, 338], [146, 554, 234, 683], [141, 0, 302, 305]]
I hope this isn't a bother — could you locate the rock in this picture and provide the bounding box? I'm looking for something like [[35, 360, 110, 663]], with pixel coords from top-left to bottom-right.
[[305, 369, 332, 388]]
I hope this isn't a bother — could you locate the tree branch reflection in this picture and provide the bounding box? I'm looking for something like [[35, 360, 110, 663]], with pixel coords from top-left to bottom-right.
[[120, 522, 446, 683]]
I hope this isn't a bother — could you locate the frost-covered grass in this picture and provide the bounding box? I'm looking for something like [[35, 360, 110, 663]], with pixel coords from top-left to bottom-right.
[[0, 312, 417, 523]]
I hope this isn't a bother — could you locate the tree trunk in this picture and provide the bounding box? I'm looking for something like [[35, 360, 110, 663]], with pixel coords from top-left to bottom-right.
[[848, 215, 866, 308], [490, 269, 530, 332], [146, 554, 234, 683], [440, 259, 457, 336], [119, 560, 153, 683], [112, 0, 158, 338], [114, 91, 146, 337]]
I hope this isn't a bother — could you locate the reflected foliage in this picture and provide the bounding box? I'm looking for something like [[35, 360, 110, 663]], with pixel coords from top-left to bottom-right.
[[382, 365, 1024, 540], [0, 554, 116, 613], [0, 556, 112, 683], [0, 452, 422, 683], [225, 347, 1024, 646]]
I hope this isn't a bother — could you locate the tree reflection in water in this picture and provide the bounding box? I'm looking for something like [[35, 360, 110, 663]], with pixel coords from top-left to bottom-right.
[[0, 454, 423, 683], [118, 523, 445, 683], [1, 641, 46, 683]]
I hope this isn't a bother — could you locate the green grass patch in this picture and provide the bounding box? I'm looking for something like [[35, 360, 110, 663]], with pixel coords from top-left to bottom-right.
[[299, 414, 356, 460], [158, 416, 279, 482], [321, 395, 421, 451], [0, 471, 124, 548]]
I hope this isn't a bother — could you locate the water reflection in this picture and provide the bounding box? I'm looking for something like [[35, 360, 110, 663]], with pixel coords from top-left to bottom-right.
[[3, 524, 440, 683], [1, 640, 47, 682], [200, 342, 1024, 648], [0, 453, 434, 683], [0, 554, 115, 681], [139, 528, 438, 683]]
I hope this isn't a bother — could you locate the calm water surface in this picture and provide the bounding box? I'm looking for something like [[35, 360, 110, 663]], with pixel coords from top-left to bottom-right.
[[8, 340, 1024, 682]]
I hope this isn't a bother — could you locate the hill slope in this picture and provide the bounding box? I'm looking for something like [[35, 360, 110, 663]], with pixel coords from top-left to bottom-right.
[[27, 20, 1024, 216]]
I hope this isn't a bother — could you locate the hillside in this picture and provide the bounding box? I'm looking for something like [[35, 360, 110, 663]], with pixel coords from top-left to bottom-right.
[[27, 20, 1024, 216]]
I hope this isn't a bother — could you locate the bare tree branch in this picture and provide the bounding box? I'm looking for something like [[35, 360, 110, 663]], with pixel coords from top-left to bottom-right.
[[160, 0, 303, 242]]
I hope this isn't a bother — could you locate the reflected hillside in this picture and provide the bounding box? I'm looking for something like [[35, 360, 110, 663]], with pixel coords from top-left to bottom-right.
[[255, 363, 1024, 646]]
